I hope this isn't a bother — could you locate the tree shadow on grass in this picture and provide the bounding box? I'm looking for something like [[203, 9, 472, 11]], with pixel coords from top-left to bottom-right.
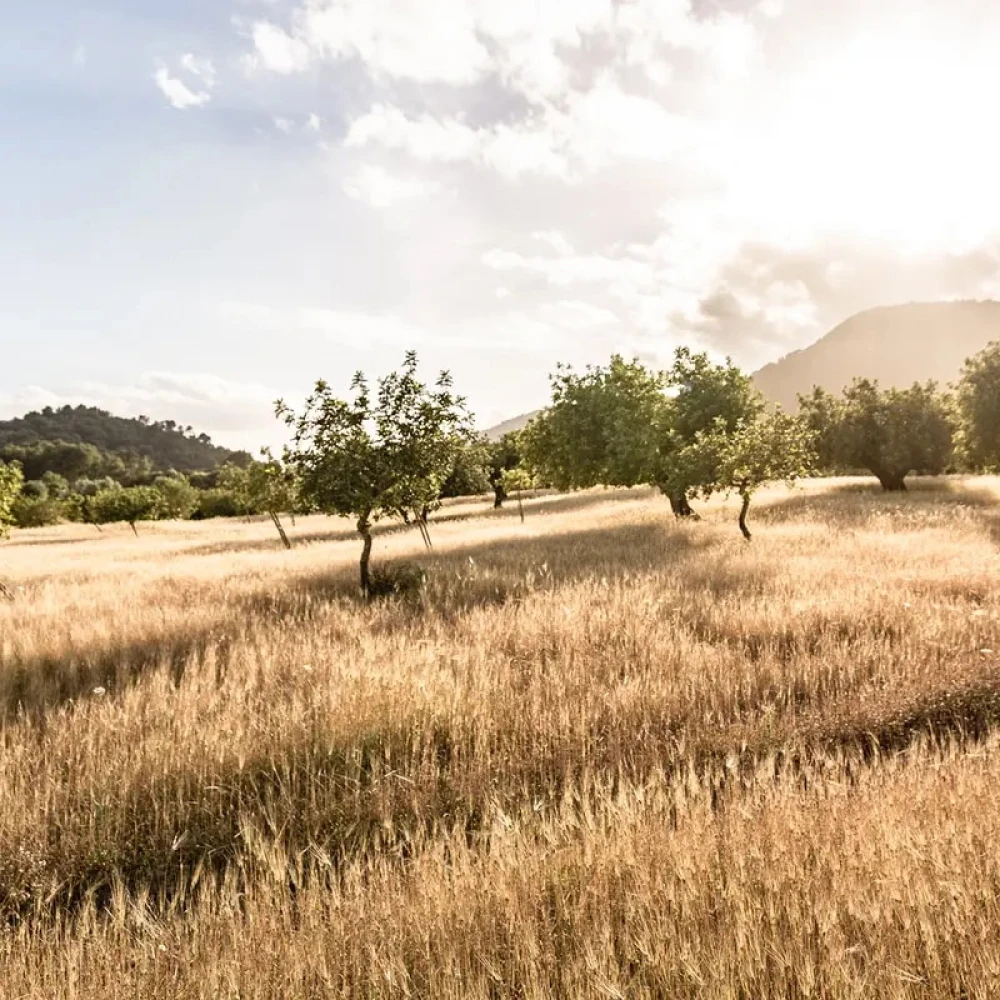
[[183, 488, 658, 559], [0, 515, 712, 721]]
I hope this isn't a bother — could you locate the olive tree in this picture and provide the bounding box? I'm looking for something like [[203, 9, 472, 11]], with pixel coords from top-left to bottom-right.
[[278, 352, 473, 597], [957, 341, 1000, 469], [219, 455, 299, 548], [799, 379, 954, 490]]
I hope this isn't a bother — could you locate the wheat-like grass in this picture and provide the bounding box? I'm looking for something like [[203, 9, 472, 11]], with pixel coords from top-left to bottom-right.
[[1, 477, 999, 997]]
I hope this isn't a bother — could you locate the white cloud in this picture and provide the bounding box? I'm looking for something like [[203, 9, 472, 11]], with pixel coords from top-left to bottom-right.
[[153, 66, 212, 110], [300, 0, 491, 85], [306, 113, 322, 132], [342, 165, 438, 208], [72, 44, 87, 70], [247, 21, 311, 74], [179, 53, 216, 87], [273, 116, 294, 133]]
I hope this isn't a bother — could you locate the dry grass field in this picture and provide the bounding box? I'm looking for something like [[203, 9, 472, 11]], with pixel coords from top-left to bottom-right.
[[2, 477, 1000, 998]]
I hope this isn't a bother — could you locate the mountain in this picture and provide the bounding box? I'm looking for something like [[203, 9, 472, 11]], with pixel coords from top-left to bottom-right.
[[0, 405, 249, 472], [483, 411, 540, 441], [752, 300, 1000, 409]]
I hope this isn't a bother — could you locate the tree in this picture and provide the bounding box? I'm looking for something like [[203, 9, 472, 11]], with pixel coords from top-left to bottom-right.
[[486, 432, 525, 509], [666, 410, 815, 540], [218, 456, 300, 547], [91, 486, 162, 535], [658, 348, 764, 516], [153, 475, 199, 521], [799, 379, 954, 490], [440, 438, 492, 499], [278, 352, 473, 596], [0, 463, 23, 538], [957, 341, 1000, 469], [523, 355, 667, 493]]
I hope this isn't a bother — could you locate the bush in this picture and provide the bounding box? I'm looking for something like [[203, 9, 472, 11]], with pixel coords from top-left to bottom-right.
[[194, 489, 242, 520], [11, 496, 65, 528]]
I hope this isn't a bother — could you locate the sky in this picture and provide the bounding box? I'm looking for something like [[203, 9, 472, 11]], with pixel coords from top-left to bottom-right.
[[3, 0, 1000, 451]]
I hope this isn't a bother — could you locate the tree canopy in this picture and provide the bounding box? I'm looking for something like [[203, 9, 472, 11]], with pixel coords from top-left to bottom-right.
[[957, 341, 1000, 470], [279, 352, 474, 595], [799, 379, 954, 491], [0, 463, 24, 538]]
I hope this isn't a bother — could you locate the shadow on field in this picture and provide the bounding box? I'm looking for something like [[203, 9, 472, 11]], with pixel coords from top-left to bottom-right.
[[0, 514, 705, 720], [185, 488, 655, 559], [757, 477, 997, 531]]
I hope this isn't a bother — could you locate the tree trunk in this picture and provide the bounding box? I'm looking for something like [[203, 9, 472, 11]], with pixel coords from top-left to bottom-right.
[[517, 490, 525, 524], [738, 489, 752, 541], [876, 470, 908, 492], [417, 513, 433, 550], [129, 520, 139, 537], [493, 483, 507, 509], [358, 518, 373, 598], [399, 508, 411, 525], [668, 491, 696, 518], [269, 509, 292, 550]]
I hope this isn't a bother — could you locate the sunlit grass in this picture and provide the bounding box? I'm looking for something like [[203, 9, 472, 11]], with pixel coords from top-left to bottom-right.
[[2, 477, 1000, 997]]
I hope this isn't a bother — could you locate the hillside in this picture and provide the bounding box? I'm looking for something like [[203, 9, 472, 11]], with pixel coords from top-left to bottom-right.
[[483, 410, 540, 440], [753, 300, 1000, 408], [0, 405, 249, 472]]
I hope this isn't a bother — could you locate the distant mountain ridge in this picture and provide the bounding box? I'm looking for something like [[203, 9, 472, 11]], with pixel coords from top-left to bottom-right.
[[0, 405, 249, 472], [752, 300, 1000, 409]]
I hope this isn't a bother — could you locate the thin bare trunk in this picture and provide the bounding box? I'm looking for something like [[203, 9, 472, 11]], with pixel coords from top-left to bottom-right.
[[129, 521, 139, 537], [359, 517, 373, 598], [517, 490, 525, 524], [738, 489, 752, 541], [269, 510, 292, 550]]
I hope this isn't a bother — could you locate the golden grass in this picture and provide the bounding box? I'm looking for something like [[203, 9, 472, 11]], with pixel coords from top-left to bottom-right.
[[1, 477, 999, 997]]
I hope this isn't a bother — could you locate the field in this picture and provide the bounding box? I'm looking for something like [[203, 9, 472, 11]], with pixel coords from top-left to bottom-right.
[[2, 478, 1000, 998]]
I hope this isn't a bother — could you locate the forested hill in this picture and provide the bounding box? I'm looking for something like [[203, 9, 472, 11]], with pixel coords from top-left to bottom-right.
[[753, 300, 1000, 409], [0, 405, 249, 472]]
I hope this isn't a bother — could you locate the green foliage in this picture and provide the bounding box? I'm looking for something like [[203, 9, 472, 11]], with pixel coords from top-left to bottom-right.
[[799, 380, 954, 490], [957, 341, 1000, 470], [153, 475, 199, 521], [440, 438, 492, 498], [279, 352, 473, 594], [524, 355, 667, 491], [486, 432, 526, 507], [194, 489, 243, 520], [0, 463, 24, 537], [90, 486, 163, 532], [20, 480, 48, 501], [10, 496, 65, 529], [218, 456, 299, 517], [667, 410, 815, 538]]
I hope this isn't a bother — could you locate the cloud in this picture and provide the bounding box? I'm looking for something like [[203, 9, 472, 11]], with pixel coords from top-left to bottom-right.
[[153, 56, 217, 110], [342, 165, 438, 208], [154, 67, 211, 110], [72, 44, 87, 70], [179, 54, 216, 87], [246, 21, 311, 74]]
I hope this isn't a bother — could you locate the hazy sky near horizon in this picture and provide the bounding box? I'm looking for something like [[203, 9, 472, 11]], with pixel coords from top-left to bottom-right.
[[4, 0, 1000, 449]]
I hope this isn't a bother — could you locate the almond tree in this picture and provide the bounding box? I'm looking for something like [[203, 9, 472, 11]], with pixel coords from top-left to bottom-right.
[[278, 352, 473, 597]]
